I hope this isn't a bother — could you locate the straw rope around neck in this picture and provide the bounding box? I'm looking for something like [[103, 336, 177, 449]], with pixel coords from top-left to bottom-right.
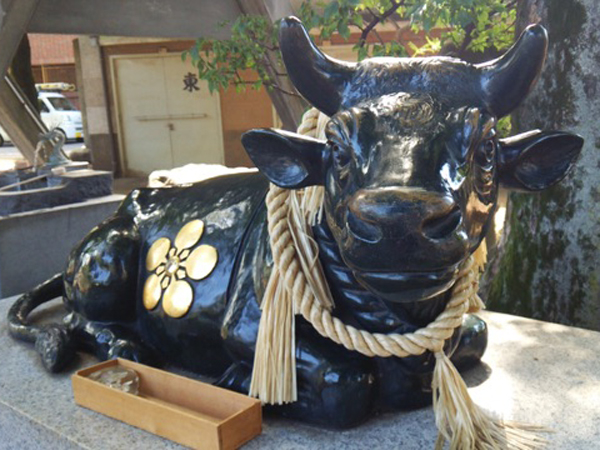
[[249, 108, 545, 449]]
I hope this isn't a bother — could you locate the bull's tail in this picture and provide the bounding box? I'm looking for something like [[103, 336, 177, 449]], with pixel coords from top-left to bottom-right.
[[7, 273, 64, 343], [6, 274, 75, 373]]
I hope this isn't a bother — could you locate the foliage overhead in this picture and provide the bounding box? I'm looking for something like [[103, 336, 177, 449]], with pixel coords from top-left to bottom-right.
[[183, 0, 516, 98]]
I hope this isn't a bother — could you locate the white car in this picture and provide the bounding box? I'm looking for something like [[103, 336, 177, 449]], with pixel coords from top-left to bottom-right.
[[38, 92, 84, 141], [0, 92, 84, 146]]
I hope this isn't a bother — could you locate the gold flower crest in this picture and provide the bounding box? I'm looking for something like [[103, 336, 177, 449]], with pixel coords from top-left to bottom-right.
[[143, 219, 218, 318]]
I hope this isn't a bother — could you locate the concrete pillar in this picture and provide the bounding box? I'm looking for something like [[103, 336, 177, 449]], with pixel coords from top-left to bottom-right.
[[74, 36, 116, 172], [0, 76, 46, 162], [0, 0, 45, 163], [0, 0, 40, 78]]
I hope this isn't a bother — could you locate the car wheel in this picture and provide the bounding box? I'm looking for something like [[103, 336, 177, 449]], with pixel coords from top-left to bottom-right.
[[54, 128, 68, 142]]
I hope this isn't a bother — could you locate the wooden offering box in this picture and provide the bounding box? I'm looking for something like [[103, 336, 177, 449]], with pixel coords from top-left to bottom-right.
[[72, 358, 262, 449]]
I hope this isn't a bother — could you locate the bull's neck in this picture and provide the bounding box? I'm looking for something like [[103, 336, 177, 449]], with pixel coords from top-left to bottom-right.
[[312, 218, 449, 332]]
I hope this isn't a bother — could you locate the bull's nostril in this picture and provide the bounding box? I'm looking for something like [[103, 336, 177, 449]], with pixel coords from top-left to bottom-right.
[[346, 213, 383, 244], [422, 206, 462, 240]]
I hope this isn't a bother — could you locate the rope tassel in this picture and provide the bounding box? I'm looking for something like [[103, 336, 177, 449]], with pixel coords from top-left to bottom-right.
[[433, 351, 546, 450], [249, 270, 297, 404]]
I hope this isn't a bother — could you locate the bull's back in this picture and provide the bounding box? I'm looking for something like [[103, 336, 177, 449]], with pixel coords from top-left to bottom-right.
[[120, 172, 269, 374]]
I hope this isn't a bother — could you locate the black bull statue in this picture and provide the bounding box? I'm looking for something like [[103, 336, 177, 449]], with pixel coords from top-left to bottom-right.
[[8, 18, 582, 428]]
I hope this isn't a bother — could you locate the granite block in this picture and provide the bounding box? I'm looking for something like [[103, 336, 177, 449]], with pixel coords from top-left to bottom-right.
[[0, 195, 123, 297], [0, 296, 598, 449]]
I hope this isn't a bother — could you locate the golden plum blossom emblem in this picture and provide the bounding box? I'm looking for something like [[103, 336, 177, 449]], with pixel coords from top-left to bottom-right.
[[143, 219, 218, 318]]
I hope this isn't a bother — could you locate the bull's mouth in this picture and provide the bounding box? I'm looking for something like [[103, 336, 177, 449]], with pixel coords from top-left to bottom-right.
[[353, 266, 459, 303]]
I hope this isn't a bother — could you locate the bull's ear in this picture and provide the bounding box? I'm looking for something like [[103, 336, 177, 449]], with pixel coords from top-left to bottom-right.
[[242, 128, 328, 189], [498, 130, 583, 191]]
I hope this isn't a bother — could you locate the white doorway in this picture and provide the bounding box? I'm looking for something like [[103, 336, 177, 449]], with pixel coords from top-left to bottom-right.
[[112, 53, 224, 176]]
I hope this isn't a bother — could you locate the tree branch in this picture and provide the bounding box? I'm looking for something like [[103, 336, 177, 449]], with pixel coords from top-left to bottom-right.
[[372, 29, 385, 46], [359, 1, 404, 48], [457, 23, 476, 56]]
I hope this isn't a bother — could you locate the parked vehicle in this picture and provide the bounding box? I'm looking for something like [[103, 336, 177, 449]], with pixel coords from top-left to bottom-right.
[[0, 88, 83, 146], [38, 92, 84, 141]]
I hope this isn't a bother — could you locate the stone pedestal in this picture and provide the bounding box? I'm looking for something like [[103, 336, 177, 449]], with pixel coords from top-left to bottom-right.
[[0, 167, 113, 216], [0, 298, 598, 449], [0, 195, 123, 297]]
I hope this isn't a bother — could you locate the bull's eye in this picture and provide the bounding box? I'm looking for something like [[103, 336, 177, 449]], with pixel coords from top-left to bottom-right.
[[330, 142, 352, 185], [483, 140, 495, 162], [474, 136, 496, 166]]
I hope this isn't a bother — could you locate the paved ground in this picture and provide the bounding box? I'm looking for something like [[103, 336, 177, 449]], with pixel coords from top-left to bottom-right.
[[0, 302, 598, 449]]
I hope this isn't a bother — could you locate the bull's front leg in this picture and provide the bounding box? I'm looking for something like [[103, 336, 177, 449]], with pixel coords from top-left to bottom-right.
[[373, 313, 488, 412], [221, 260, 376, 428], [273, 320, 376, 428], [224, 309, 376, 429], [222, 311, 376, 428]]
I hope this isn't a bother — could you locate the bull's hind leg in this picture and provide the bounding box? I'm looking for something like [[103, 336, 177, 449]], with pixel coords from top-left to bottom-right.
[[63, 215, 140, 323], [65, 313, 159, 365], [59, 214, 158, 365]]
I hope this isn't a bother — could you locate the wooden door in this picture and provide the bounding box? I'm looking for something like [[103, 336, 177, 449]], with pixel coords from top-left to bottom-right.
[[113, 54, 224, 176]]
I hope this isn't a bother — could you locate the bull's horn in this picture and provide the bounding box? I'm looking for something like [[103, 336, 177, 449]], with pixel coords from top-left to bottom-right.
[[279, 16, 356, 116], [477, 24, 548, 117]]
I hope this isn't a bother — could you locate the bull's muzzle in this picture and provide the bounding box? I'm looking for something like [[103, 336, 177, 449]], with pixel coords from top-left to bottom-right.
[[339, 187, 469, 299], [347, 187, 462, 242]]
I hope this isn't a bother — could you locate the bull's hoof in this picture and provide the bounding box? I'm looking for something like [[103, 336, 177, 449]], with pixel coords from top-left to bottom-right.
[[451, 314, 488, 371], [35, 325, 75, 372]]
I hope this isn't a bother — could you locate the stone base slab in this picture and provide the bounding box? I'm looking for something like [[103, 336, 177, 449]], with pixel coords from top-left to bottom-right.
[[0, 195, 123, 297], [0, 298, 598, 449]]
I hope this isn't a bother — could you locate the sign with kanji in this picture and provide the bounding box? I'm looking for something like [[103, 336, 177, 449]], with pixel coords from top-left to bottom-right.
[[183, 72, 200, 92]]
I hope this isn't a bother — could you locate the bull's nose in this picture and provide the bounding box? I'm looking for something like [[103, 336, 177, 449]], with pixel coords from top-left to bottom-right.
[[348, 187, 462, 241], [346, 211, 383, 243], [422, 204, 462, 240]]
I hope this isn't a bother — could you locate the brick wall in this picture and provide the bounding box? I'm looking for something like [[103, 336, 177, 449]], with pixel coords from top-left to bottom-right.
[[29, 33, 77, 65], [28, 34, 79, 106]]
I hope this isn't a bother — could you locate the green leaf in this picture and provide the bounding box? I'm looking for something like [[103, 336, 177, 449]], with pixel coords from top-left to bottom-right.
[[338, 20, 350, 40], [351, 14, 363, 28], [324, 1, 339, 20]]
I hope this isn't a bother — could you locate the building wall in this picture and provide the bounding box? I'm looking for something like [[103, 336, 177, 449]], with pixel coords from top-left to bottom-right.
[[219, 70, 275, 168]]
